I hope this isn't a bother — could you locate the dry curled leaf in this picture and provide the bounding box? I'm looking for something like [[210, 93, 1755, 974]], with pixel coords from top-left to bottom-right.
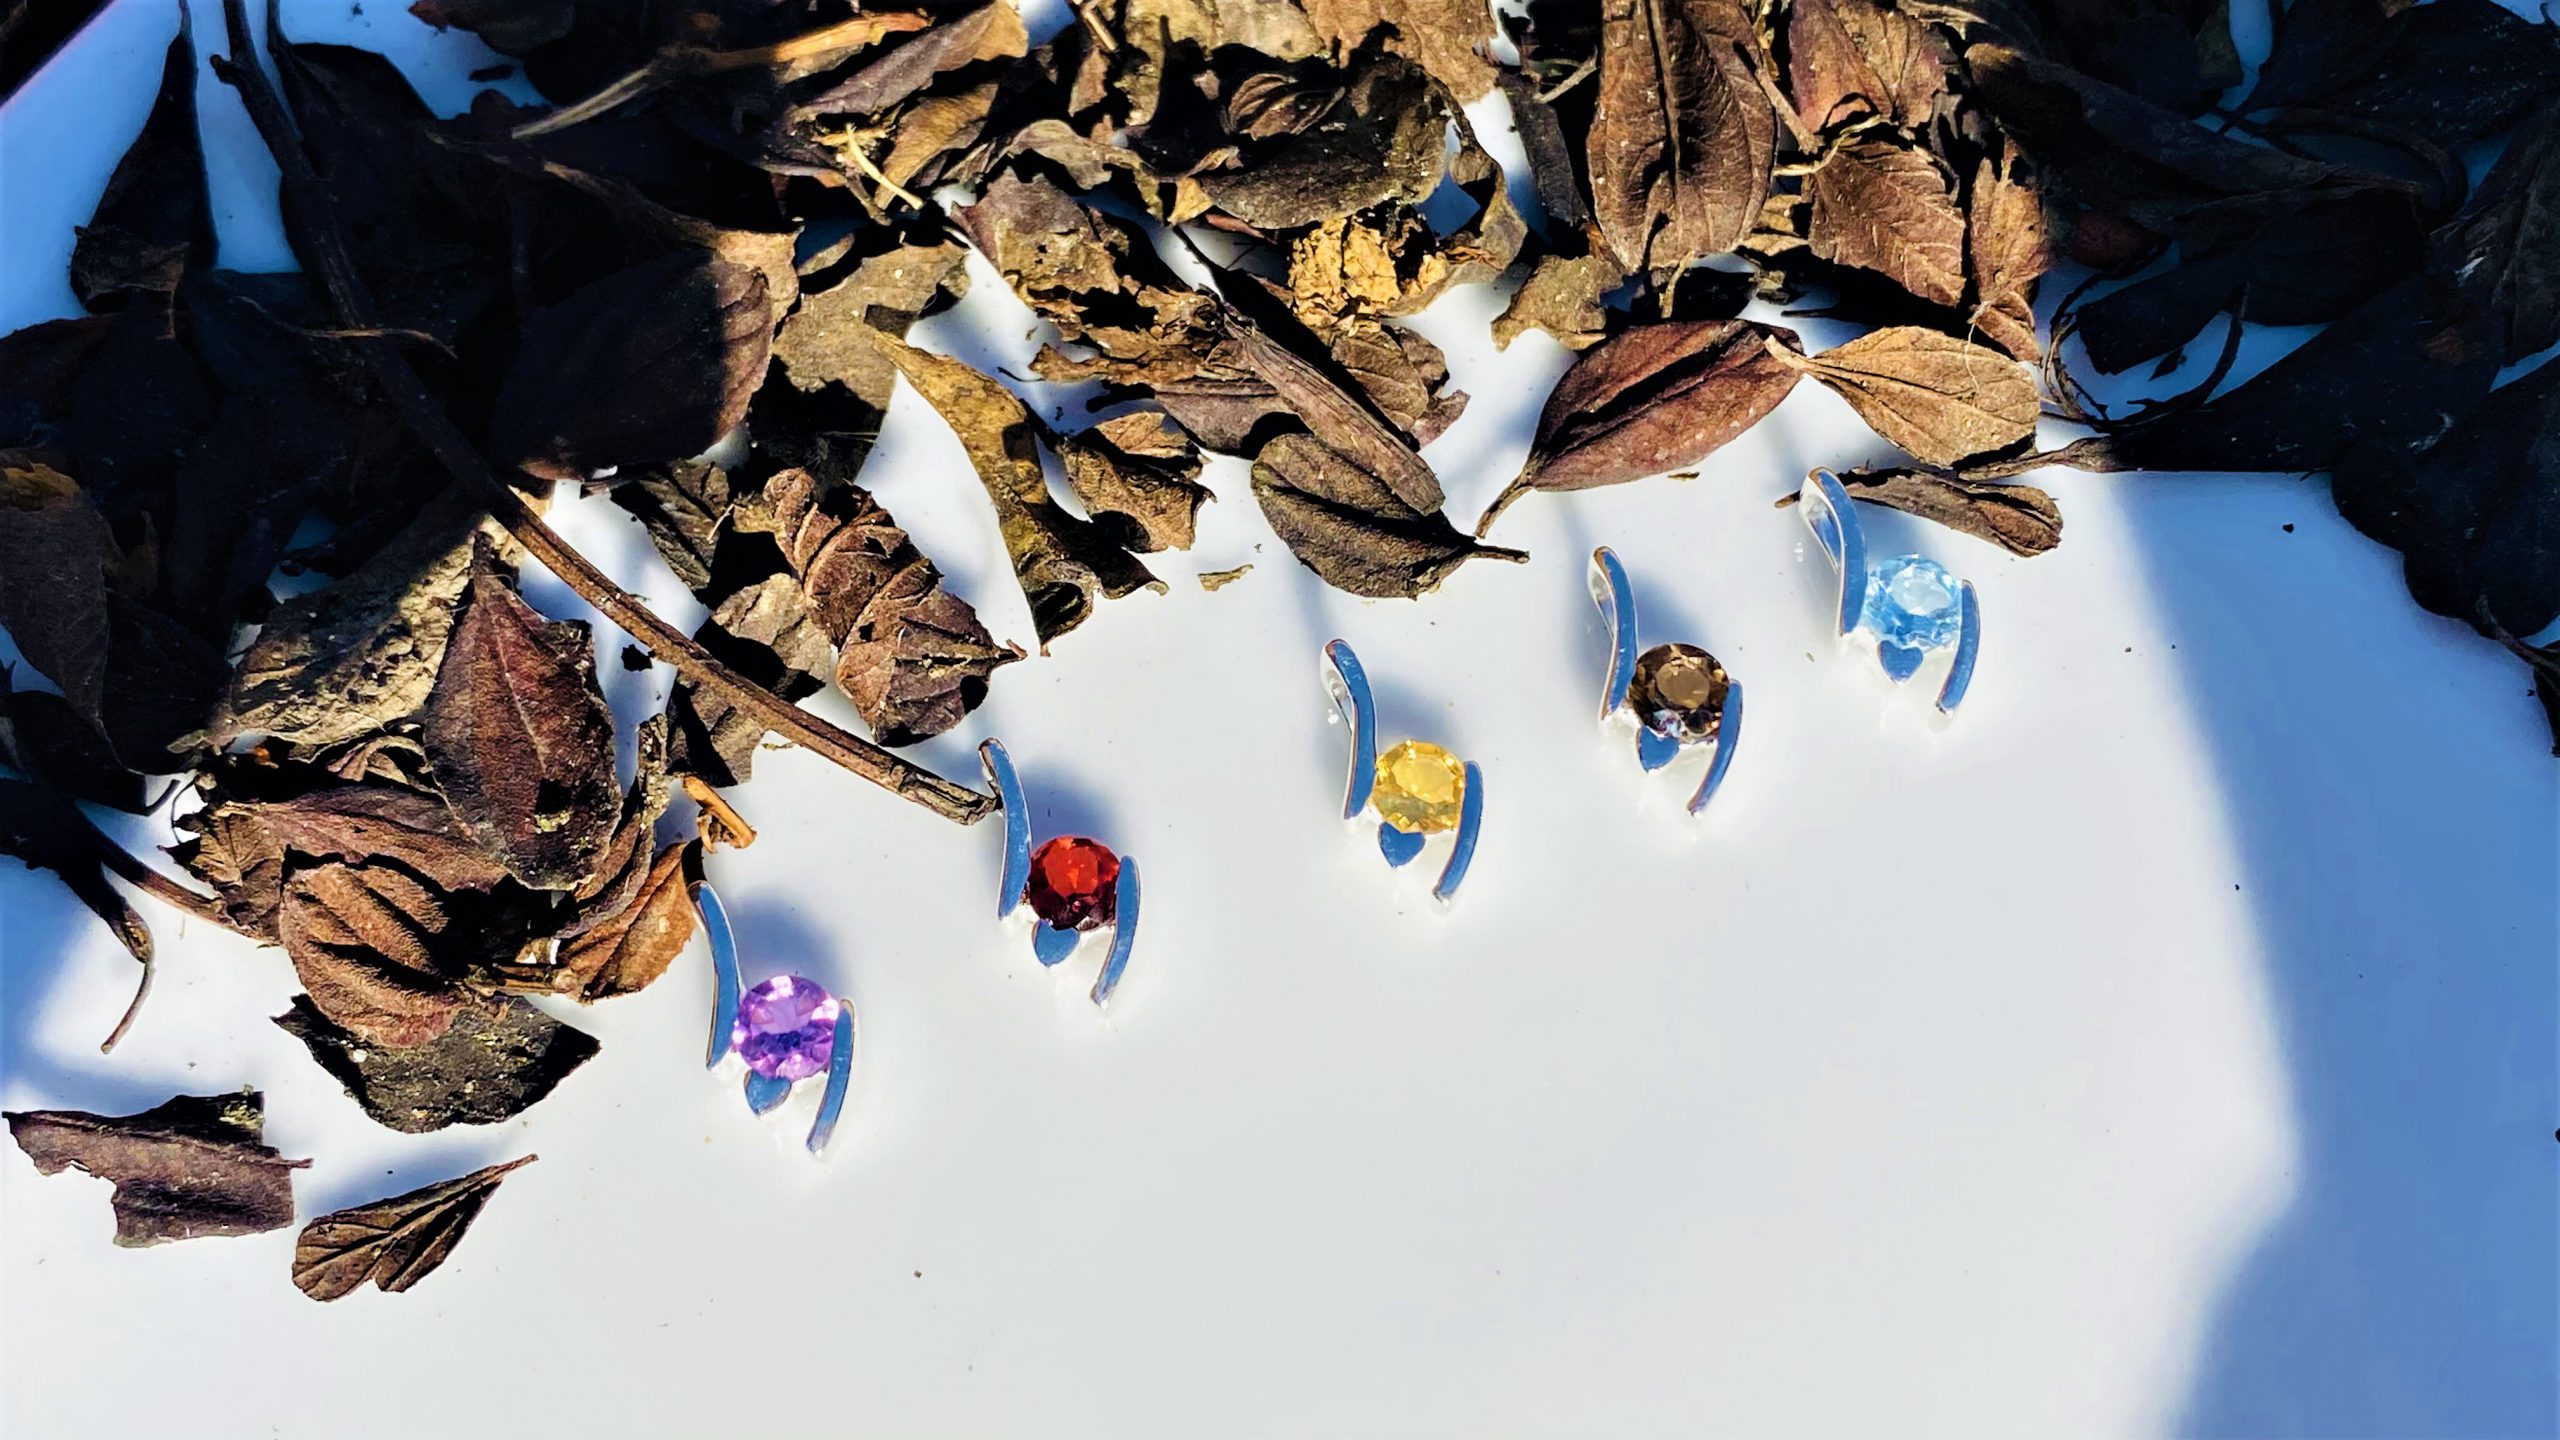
[[748, 467, 1020, 744], [1774, 327, 2038, 466], [1252, 433, 1526, 597], [275, 994, 598, 1133], [1588, 0, 1774, 279], [488, 253, 772, 482], [293, 1154, 535, 1301], [1966, 142, 2049, 363], [421, 566, 621, 892], [1055, 410, 1212, 553], [879, 337, 1162, 647], [70, 24, 211, 311], [1487, 319, 1803, 529], [1807, 137, 1967, 308], [1795, 468, 2065, 556], [277, 862, 474, 1048], [1492, 249, 1622, 352], [6, 1091, 306, 1247], [553, 841, 698, 999]]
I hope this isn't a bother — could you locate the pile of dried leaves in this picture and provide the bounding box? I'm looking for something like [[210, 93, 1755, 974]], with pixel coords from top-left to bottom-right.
[[3, 0, 2555, 1290]]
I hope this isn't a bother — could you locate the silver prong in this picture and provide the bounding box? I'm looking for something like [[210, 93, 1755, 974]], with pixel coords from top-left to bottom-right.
[[1690, 681, 1742, 814], [1433, 761, 1485, 904], [744, 1071, 792, 1115], [1091, 857, 1139, 1007], [1802, 469, 1868, 637], [1032, 923, 1081, 967], [697, 883, 741, 1070], [1322, 640, 1378, 821], [1590, 547, 1638, 720], [1938, 581, 1981, 715], [804, 1005, 857, 1154], [979, 738, 1033, 919]]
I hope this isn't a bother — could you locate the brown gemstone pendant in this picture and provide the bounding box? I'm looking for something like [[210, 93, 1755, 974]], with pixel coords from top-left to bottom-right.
[[1590, 547, 1744, 814]]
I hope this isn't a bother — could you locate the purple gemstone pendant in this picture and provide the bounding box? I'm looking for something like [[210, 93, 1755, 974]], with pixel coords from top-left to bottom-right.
[[696, 884, 857, 1154]]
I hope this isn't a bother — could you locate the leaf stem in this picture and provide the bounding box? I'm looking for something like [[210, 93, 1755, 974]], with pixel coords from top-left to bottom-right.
[[507, 12, 930, 140], [215, 0, 997, 827]]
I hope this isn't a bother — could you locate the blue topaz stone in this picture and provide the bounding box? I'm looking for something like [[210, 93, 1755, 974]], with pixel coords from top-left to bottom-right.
[[1861, 555, 1964, 652]]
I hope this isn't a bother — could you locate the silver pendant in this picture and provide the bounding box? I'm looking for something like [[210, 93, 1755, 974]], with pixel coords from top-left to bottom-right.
[[1320, 639, 1484, 905], [1589, 546, 1743, 813], [1798, 467, 1981, 715]]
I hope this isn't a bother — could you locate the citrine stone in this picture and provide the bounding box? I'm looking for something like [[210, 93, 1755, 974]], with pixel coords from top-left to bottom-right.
[[1373, 740, 1467, 834], [1027, 836, 1120, 931], [1628, 643, 1729, 743]]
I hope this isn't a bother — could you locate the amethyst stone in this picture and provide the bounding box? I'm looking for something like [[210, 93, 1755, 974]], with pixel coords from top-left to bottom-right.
[[730, 975, 840, 1080]]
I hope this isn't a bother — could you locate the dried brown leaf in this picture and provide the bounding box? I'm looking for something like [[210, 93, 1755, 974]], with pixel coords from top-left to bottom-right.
[[879, 338, 1162, 647], [771, 239, 972, 409], [6, 1092, 306, 1247], [421, 568, 621, 892], [1775, 327, 2038, 466], [1966, 142, 2049, 362], [1588, 0, 1774, 277], [1807, 137, 1966, 308], [70, 25, 211, 310], [277, 862, 472, 1049], [293, 1155, 534, 1301], [275, 995, 598, 1132], [1493, 248, 1624, 352], [1251, 433, 1526, 597], [1055, 410, 1212, 553], [1809, 468, 2064, 555], [553, 841, 697, 1000]]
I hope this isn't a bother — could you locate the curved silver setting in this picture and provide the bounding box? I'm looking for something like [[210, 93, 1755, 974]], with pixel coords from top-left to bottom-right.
[[1591, 548, 1639, 720], [979, 738, 1033, 919], [1434, 762, 1485, 904], [743, 1071, 792, 1115], [1321, 640, 1378, 821], [1091, 858, 1140, 1007], [1938, 581, 1981, 715], [698, 883, 742, 1070], [804, 1006, 857, 1154], [1690, 682, 1742, 814], [1377, 823, 1426, 866], [1032, 923, 1081, 967], [1801, 469, 1868, 637]]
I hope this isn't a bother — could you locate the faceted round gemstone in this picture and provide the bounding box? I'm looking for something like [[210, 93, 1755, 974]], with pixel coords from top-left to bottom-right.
[[1862, 555, 1964, 652], [1027, 836, 1120, 931], [731, 975, 840, 1080], [1627, 642, 1729, 743], [1373, 740, 1467, 834]]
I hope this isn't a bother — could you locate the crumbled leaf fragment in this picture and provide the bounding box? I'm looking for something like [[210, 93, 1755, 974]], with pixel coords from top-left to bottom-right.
[[6, 1091, 307, 1247]]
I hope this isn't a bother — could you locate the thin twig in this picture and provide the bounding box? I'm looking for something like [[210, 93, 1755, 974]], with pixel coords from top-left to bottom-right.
[[216, 0, 997, 827], [509, 11, 931, 139]]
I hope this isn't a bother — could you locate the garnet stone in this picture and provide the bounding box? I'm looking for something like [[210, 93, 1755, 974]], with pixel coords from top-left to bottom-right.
[[1027, 836, 1119, 931], [1628, 643, 1730, 743], [731, 975, 840, 1080]]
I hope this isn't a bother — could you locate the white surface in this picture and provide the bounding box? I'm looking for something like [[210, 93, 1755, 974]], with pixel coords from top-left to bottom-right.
[[1, 4, 2553, 1437]]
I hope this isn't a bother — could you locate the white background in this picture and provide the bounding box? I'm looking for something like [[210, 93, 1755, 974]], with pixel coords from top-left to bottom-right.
[[2, 3, 2553, 1436]]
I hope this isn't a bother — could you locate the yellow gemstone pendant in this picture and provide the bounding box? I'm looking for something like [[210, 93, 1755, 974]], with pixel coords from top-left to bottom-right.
[[1373, 740, 1467, 833]]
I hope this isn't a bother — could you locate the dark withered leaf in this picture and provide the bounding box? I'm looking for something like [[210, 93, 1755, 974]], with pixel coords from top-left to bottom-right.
[[1200, 53, 1448, 229], [1493, 247, 1623, 352], [958, 174, 1218, 370], [2334, 359, 2560, 636], [1252, 433, 1526, 598], [70, 24, 211, 311], [6, 1092, 306, 1247], [215, 501, 482, 750], [799, 0, 1027, 117], [2303, 0, 2560, 149], [407, 0, 576, 55], [0, 316, 109, 446], [195, 783, 515, 904], [747, 467, 1022, 743], [0, 456, 115, 720], [421, 567, 621, 892], [1302, 0, 1502, 101], [1807, 468, 2065, 556], [1807, 137, 1967, 308], [1773, 327, 2038, 467], [96, 596, 228, 774], [276, 995, 597, 1133], [1228, 321, 1446, 513], [1327, 320, 1470, 447], [771, 239, 972, 408], [1056, 410, 1212, 553], [554, 841, 697, 1000], [879, 337, 1161, 648], [0, 671, 142, 812], [0, 777, 150, 964], [1786, 0, 1948, 132], [293, 1155, 534, 1301], [488, 253, 772, 482], [1966, 142, 2050, 363], [1487, 320, 1803, 527], [2439, 96, 2560, 365], [612, 460, 732, 595], [1588, 0, 1773, 277], [277, 862, 473, 1049], [1497, 72, 1591, 233]]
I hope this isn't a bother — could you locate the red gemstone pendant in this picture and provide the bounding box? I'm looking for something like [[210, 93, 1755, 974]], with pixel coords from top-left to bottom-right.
[[1025, 836, 1120, 931]]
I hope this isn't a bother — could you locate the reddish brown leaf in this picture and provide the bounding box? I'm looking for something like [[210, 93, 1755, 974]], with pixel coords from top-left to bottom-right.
[[293, 1155, 534, 1301], [1808, 137, 1967, 307], [6, 1092, 306, 1247]]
